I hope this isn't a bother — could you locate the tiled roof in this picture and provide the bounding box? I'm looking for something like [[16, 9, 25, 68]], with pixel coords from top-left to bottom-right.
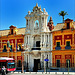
[[53, 23, 64, 31], [0, 27, 26, 36], [53, 21, 75, 31]]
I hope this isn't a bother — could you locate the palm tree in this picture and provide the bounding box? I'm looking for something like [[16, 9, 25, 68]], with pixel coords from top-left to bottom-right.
[[59, 11, 68, 23]]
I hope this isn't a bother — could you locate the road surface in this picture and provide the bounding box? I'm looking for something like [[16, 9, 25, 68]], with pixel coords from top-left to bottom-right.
[[7, 72, 75, 75]]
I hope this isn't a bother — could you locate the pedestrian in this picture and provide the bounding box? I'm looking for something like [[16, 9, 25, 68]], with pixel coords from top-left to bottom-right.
[[1, 66, 6, 75]]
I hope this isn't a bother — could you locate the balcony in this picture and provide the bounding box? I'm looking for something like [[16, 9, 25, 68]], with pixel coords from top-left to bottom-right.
[[31, 47, 41, 55], [55, 47, 61, 50], [65, 46, 71, 49], [31, 47, 41, 50]]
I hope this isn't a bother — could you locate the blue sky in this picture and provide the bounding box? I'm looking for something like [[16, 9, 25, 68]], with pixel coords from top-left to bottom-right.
[[0, 0, 75, 30]]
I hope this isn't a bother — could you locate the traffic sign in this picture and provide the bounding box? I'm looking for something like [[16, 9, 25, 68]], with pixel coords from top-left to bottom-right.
[[44, 59, 49, 61]]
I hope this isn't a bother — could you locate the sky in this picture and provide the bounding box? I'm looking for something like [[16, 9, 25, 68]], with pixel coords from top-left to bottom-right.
[[0, 0, 75, 30]]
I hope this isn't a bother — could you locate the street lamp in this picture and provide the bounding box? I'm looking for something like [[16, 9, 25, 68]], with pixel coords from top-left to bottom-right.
[[68, 60, 69, 75], [7, 41, 10, 57], [22, 53, 24, 73]]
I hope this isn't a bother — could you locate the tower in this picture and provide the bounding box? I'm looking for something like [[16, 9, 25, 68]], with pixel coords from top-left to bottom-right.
[[24, 4, 52, 71]]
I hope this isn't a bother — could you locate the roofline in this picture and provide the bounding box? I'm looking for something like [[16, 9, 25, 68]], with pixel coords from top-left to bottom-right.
[[57, 23, 64, 24], [52, 28, 75, 32], [0, 27, 26, 31], [17, 27, 26, 29], [0, 29, 9, 31]]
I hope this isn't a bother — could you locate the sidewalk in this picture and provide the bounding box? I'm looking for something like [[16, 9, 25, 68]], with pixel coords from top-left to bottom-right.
[[9, 72, 75, 75]]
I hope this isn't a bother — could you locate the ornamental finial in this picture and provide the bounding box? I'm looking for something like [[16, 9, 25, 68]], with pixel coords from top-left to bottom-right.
[[28, 11, 30, 14]]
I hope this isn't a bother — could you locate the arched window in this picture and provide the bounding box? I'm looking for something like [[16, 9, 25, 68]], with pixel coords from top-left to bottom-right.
[[42, 17, 44, 23], [27, 19, 28, 25], [18, 60, 21, 67], [35, 20, 39, 28], [17, 44, 21, 51], [11, 29, 13, 34], [67, 23, 70, 29], [3, 45, 7, 52]]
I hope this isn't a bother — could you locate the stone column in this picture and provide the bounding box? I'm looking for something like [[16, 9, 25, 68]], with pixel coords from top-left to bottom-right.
[[28, 35, 29, 44], [41, 34, 42, 47], [48, 54, 50, 67], [44, 33, 46, 47], [50, 53, 52, 67], [26, 55, 27, 64], [51, 33, 52, 51], [48, 33, 49, 43], [32, 37, 34, 47], [44, 53, 46, 72], [41, 54, 42, 68], [49, 53, 51, 67], [44, 16, 45, 26], [28, 54, 30, 68], [45, 34, 47, 43], [26, 36, 27, 44]]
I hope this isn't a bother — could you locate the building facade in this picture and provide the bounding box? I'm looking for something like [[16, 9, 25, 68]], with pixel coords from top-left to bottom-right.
[[23, 4, 52, 71], [52, 19, 75, 68], [0, 3, 75, 72], [0, 25, 25, 67]]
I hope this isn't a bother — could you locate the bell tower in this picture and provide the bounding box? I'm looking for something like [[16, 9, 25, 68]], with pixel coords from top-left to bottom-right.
[[24, 3, 49, 50], [24, 3, 52, 71]]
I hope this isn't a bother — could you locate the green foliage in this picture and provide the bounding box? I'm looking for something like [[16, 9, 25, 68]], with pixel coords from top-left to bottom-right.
[[59, 11, 68, 22], [59, 11, 68, 16]]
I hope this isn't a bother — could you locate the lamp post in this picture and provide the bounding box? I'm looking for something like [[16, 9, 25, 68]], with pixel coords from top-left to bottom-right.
[[22, 53, 24, 73], [15, 28, 18, 68], [44, 58, 49, 72], [7, 41, 10, 57], [21, 45, 25, 73], [68, 60, 69, 75], [26, 48, 29, 72], [11, 40, 13, 58], [44, 55, 46, 72]]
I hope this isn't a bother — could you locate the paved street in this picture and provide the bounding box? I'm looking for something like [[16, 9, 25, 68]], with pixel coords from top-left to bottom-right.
[[7, 74, 72, 75], [7, 72, 75, 75]]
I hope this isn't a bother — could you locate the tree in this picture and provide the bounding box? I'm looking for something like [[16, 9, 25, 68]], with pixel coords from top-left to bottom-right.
[[59, 11, 68, 23]]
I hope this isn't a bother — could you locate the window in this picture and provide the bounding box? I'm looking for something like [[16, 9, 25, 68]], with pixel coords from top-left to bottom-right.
[[18, 60, 21, 67], [67, 23, 70, 29], [3, 45, 7, 52], [0, 62, 6, 68], [10, 45, 12, 52], [27, 19, 28, 25], [17, 44, 21, 51], [11, 29, 13, 34], [19, 44, 21, 50], [66, 41, 70, 46], [57, 60, 60, 67], [7, 64, 15, 68], [4, 45, 6, 50], [42, 17, 44, 23], [57, 42, 60, 47]]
